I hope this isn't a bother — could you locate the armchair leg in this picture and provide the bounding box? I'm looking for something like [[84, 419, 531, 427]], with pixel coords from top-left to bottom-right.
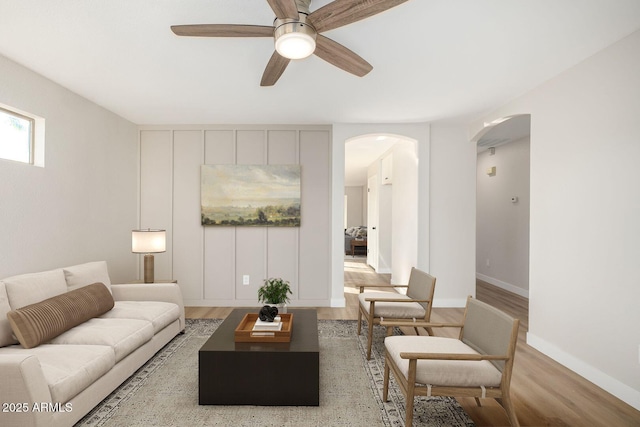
[[357, 308, 362, 335], [366, 316, 374, 360], [498, 395, 520, 427], [406, 360, 417, 427], [383, 357, 390, 402]]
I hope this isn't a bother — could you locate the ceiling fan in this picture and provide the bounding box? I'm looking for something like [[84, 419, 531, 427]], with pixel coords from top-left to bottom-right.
[[171, 0, 410, 86]]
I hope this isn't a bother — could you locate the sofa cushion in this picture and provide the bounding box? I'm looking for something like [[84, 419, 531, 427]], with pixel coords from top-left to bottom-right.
[[49, 318, 154, 362], [2, 268, 67, 310], [101, 301, 180, 334], [7, 283, 115, 349], [63, 261, 112, 292], [0, 282, 18, 347], [0, 344, 115, 403]]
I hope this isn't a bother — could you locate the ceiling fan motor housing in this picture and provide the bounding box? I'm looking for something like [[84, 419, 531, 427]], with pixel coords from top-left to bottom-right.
[[274, 14, 317, 59]]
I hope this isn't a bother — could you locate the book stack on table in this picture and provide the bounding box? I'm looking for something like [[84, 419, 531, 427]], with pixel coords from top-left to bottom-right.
[[252, 316, 283, 336]]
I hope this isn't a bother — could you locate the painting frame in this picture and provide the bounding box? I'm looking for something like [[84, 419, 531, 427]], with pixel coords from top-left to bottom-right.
[[201, 164, 301, 227]]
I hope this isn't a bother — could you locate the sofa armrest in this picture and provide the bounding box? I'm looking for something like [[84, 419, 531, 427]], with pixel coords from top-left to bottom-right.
[[0, 354, 52, 427], [111, 283, 185, 331]]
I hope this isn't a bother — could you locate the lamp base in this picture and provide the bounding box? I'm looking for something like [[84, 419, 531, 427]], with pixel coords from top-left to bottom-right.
[[143, 254, 155, 283]]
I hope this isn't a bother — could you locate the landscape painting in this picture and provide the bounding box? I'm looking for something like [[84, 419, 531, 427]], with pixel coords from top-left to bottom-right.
[[201, 164, 301, 227]]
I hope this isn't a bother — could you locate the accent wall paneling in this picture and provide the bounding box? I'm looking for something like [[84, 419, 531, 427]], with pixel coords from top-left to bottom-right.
[[138, 125, 332, 307], [204, 130, 235, 302], [298, 131, 331, 301], [173, 130, 204, 301]]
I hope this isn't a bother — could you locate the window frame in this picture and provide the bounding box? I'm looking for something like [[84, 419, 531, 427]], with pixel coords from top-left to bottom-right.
[[0, 104, 42, 166]]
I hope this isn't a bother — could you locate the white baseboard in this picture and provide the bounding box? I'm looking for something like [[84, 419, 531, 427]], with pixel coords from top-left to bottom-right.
[[476, 273, 529, 299], [527, 332, 640, 410]]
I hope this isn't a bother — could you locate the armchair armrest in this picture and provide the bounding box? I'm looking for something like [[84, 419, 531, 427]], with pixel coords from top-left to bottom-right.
[[400, 352, 509, 361], [358, 284, 408, 293], [380, 320, 463, 329], [380, 320, 463, 337], [111, 282, 185, 330], [364, 297, 431, 303]]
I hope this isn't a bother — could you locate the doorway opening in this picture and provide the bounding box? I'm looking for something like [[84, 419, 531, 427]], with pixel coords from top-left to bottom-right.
[[474, 115, 531, 318], [343, 133, 418, 291]]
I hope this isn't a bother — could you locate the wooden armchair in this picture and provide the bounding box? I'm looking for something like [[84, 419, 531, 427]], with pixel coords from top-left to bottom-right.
[[381, 296, 520, 426], [357, 267, 436, 359]]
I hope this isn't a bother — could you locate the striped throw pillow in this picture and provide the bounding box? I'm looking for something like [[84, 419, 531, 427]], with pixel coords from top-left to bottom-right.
[[7, 282, 114, 349]]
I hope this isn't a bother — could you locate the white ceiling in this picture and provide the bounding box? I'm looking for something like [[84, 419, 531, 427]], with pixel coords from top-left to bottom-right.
[[1, 1, 639, 126]]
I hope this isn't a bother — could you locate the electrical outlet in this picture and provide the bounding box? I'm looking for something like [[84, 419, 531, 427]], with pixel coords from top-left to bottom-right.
[[242, 275, 250, 285]]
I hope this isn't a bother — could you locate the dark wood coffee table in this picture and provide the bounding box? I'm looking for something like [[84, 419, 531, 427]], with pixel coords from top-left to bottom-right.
[[199, 308, 319, 406]]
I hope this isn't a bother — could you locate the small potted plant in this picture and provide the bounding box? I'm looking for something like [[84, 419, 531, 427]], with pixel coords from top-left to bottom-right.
[[258, 278, 292, 313]]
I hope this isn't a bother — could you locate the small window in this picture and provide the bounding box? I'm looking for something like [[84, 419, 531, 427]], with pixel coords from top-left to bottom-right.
[[0, 106, 34, 164], [0, 104, 43, 166]]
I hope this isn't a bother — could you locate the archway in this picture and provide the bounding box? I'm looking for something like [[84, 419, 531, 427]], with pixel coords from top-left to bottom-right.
[[330, 123, 429, 307], [344, 134, 418, 283]]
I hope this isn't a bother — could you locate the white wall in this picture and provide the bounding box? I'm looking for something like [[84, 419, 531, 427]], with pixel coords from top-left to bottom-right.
[[367, 140, 420, 284], [368, 160, 393, 274], [391, 142, 418, 285], [470, 29, 640, 409], [476, 137, 530, 297], [139, 126, 332, 307], [0, 54, 138, 282], [429, 125, 477, 306], [344, 186, 365, 227]]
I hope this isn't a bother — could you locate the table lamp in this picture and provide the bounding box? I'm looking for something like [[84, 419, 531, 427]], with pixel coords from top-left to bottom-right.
[[132, 229, 166, 283]]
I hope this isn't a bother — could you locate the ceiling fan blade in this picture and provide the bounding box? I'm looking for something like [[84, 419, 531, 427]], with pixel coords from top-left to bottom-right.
[[171, 24, 274, 37], [309, 0, 409, 33], [266, 0, 300, 20], [261, 51, 291, 86], [314, 35, 372, 77]]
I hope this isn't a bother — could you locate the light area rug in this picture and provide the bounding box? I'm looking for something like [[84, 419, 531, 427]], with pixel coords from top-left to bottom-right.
[[75, 319, 474, 427]]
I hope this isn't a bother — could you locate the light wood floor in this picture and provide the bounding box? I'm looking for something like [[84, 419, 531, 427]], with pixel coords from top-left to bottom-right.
[[185, 257, 640, 426]]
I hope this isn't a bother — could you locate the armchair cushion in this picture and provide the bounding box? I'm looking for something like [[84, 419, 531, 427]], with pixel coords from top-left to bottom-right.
[[385, 335, 502, 387], [358, 292, 426, 319]]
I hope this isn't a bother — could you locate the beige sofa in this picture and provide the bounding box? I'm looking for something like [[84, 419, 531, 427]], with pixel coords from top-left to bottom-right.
[[0, 261, 185, 427]]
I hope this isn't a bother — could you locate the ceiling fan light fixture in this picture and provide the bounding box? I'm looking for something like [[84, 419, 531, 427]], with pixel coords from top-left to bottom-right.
[[274, 20, 317, 59]]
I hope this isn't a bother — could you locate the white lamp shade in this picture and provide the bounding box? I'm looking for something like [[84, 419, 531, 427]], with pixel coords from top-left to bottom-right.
[[132, 229, 166, 253]]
